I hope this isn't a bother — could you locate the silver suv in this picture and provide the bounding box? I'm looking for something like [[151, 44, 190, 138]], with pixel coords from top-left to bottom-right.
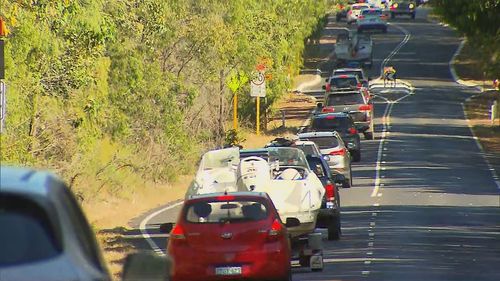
[[297, 131, 353, 188]]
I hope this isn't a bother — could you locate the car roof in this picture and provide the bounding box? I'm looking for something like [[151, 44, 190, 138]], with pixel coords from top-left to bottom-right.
[[334, 68, 364, 72], [314, 112, 350, 118], [186, 191, 269, 201], [0, 166, 62, 197], [298, 131, 340, 138], [294, 140, 317, 146]]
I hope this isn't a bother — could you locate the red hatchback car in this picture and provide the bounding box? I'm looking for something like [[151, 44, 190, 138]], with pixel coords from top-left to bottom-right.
[[160, 192, 295, 281]]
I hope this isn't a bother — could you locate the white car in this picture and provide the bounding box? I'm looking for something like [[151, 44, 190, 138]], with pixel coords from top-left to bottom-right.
[[357, 8, 388, 33], [297, 131, 353, 188], [347, 3, 371, 24]]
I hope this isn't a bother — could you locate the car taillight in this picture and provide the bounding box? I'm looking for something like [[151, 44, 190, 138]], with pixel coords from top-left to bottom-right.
[[326, 83, 331, 92], [325, 182, 335, 201], [409, 3, 415, 9], [359, 104, 372, 111], [322, 107, 335, 113], [358, 15, 365, 19], [216, 195, 235, 201], [170, 224, 186, 240], [357, 83, 362, 89], [348, 127, 358, 135], [266, 219, 284, 241], [329, 148, 345, 156]]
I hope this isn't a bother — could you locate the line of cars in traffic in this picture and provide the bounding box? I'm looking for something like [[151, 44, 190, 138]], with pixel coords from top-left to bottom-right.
[[159, 59, 377, 280]]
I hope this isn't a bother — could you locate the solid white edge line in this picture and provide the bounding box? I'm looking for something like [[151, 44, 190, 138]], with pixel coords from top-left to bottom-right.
[[448, 37, 500, 192], [139, 201, 184, 256]]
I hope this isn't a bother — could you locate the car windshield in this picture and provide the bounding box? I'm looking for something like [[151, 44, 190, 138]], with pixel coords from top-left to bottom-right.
[[267, 147, 309, 168], [326, 93, 365, 105], [330, 77, 358, 88], [300, 136, 339, 150], [0, 195, 62, 266], [311, 117, 350, 133], [185, 199, 268, 223]]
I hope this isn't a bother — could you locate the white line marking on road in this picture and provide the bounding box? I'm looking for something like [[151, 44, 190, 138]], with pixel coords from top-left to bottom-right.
[[364, 260, 372, 265], [367, 251, 373, 255], [362, 271, 370, 275], [369, 233, 375, 237], [368, 242, 374, 247], [373, 203, 380, 207], [139, 201, 184, 256], [371, 24, 414, 198], [377, 193, 383, 197], [372, 212, 378, 216]]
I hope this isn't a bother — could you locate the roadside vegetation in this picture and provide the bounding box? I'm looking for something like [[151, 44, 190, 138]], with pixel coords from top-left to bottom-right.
[[431, 0, 499, 80], [0, 0, 341, 204]]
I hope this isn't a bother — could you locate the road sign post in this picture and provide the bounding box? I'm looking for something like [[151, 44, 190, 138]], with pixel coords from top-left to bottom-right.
[[250, 71, 266, 135]]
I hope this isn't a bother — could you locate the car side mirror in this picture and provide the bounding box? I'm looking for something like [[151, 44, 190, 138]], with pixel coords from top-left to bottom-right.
[[323, 155, 330, 162], [159, 223, 174, 234], [322, 85, 326, 90], [122, 251, 173, 281], [285, 217, 301, 228], [325, 78, 329, 82], [333, 174, 346, 185], [317, 102, 324, 108]]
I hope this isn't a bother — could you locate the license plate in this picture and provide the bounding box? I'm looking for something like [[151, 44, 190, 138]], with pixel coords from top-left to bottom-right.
[[215, 266, 242, 276]]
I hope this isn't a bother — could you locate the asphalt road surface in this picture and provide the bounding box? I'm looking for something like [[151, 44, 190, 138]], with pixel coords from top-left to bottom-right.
[[129, 7, 500, 281]]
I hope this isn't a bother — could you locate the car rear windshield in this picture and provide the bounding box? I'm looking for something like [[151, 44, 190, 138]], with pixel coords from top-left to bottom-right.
[[334, 71, 364, 81], [311, 117, 350, 133], [185, 199, 269, 224], [300, 136, 339, 150], [330, 77, 358, 88], [326, 93, 364, 105], [362, 9, 382, 16], [353, 5, 369, 10], [0, 195, 62, 266]]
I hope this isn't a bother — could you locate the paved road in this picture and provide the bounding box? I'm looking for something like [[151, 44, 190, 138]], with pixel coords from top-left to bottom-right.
[[128, 7, 500, 281]]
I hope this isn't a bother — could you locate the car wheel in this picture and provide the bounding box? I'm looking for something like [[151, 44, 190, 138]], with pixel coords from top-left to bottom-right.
[[391, 12, 395, 19], [364, 132, 374, 140], [343, 169, 352, 188], [352, 150, 361, 162], [327, 216, 341, 240]]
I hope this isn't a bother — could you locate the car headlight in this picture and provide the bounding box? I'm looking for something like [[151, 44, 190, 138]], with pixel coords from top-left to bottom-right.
[[409, 3, 415, 9]]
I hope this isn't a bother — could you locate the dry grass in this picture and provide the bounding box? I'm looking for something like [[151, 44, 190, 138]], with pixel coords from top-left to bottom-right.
[[455, 41, 497, 89], [464, 91, 500, 156], [83, 176, 192, 280]]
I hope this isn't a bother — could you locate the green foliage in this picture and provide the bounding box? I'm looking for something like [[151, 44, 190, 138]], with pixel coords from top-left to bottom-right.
[[0, 0, 331, 201], [432, 0, 499, 77]]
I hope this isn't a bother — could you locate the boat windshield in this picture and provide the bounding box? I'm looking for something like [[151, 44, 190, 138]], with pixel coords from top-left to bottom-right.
[[200, 147, 240, 170], [267, 147, 309, 168]]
